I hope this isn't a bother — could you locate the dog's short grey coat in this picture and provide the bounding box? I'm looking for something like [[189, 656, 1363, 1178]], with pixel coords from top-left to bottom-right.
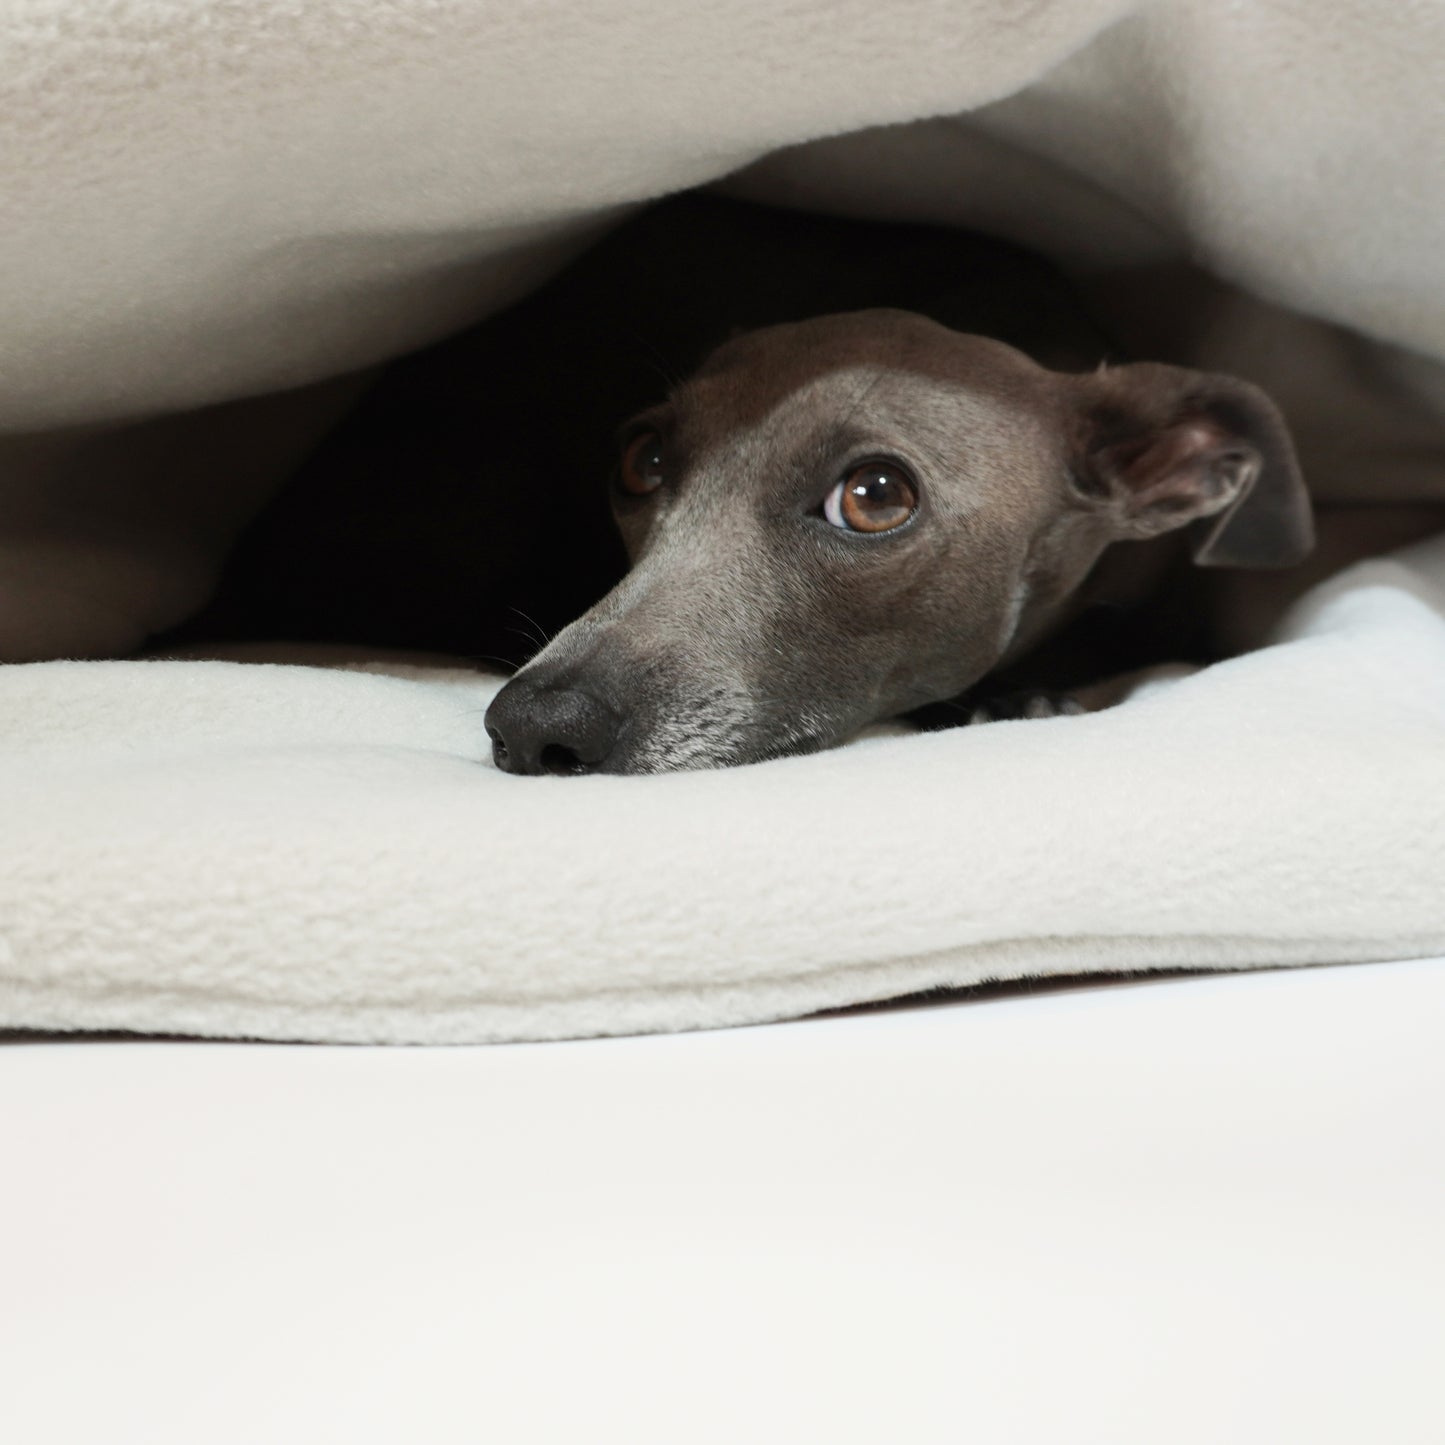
[[486, 308, 1312, 774]]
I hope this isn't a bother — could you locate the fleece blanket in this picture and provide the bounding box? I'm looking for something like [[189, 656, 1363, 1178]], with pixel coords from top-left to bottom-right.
[[3, 0, 1445, 1041], [4, 538, 1445, 1044]]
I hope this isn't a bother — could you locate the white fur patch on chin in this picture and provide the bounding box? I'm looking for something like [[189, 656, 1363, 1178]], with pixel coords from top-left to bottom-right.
[[999, 578, 1031, 653], [641, 711, 913, 772]]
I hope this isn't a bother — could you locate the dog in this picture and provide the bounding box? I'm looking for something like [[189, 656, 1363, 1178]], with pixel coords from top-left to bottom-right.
[[186, 193, 1387, 773], [483, 302, 1314, 774]]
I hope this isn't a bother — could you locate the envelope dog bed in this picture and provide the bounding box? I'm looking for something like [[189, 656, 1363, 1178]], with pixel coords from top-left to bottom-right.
[[2, 0, 1443, 1042]]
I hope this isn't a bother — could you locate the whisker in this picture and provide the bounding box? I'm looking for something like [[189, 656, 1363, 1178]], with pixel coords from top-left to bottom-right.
[[506, 605, 554, 654], [629, 331, 684, 393], [514, 606, 553, 640], [505, 627, 549, 661]]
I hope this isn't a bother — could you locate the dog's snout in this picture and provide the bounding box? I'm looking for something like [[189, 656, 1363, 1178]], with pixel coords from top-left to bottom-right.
[[485, 680, 622, 776]]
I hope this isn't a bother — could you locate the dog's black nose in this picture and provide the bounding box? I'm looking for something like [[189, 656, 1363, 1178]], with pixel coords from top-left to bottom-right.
[[485, 680, 622, 776]]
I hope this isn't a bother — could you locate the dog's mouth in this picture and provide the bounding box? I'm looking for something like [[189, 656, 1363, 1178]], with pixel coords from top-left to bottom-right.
[[616, 727, 837, 775], [625, 724, 835, 775]]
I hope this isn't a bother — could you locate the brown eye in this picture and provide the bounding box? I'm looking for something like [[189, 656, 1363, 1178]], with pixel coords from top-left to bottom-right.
[[823, 462, 918, 533], [619, 430, 666, 496]]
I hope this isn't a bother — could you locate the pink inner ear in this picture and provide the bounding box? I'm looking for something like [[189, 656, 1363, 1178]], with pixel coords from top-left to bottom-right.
[[1115, 416, 1243, 518]]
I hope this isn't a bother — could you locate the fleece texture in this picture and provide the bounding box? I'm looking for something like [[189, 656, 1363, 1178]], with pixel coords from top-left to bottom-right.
[[4, 534, 1445, 1044], [2, 0, 1444, 1040]]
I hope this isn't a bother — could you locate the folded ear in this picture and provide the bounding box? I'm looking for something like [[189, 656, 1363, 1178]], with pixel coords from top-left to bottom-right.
[[1071, 363, 1314, 568]]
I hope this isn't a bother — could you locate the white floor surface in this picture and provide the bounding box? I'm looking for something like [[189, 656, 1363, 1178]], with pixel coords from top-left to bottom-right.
[[4, 958, 1443, 1443]]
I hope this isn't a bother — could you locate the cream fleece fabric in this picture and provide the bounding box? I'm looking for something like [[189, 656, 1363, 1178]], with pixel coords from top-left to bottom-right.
[[5, 0, 1445, 659], [2, 0, 1444, 1040], [4, 534, 1445, 1044]]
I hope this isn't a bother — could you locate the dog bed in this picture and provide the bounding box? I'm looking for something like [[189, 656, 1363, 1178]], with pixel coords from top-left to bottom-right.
[[2, 0, 1443, 1043]]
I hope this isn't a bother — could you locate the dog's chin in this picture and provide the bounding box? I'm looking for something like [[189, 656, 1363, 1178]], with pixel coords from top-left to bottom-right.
[[603, 721, 844, 775]]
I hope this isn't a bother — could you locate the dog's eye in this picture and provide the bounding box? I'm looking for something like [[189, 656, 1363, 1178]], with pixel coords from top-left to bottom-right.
[[619, 431, 666, 496], [823, 463, 918, 533]]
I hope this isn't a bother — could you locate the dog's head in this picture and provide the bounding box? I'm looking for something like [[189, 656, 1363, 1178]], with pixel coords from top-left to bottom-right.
[[486, 310, 1309, 774]]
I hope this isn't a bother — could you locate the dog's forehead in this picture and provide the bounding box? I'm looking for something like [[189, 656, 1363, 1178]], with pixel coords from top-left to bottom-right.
[[674, 311, 1053, 445]]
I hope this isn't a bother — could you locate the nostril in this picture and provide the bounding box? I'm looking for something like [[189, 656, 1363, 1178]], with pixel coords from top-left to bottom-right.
[[539, 744, 589, 776], [487, 726, 510, 767]]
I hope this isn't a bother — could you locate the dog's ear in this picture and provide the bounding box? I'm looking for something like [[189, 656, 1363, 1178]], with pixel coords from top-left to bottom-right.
[[1070, 363, 1313, 568]]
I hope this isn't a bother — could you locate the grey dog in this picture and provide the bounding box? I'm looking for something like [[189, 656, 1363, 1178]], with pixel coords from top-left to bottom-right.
[[485, 306, 1313, 775], [190, 192, 1403, 766]]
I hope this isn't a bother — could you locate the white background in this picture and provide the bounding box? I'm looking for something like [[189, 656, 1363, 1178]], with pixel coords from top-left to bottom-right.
[[5, 959, 1443, 1443]]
